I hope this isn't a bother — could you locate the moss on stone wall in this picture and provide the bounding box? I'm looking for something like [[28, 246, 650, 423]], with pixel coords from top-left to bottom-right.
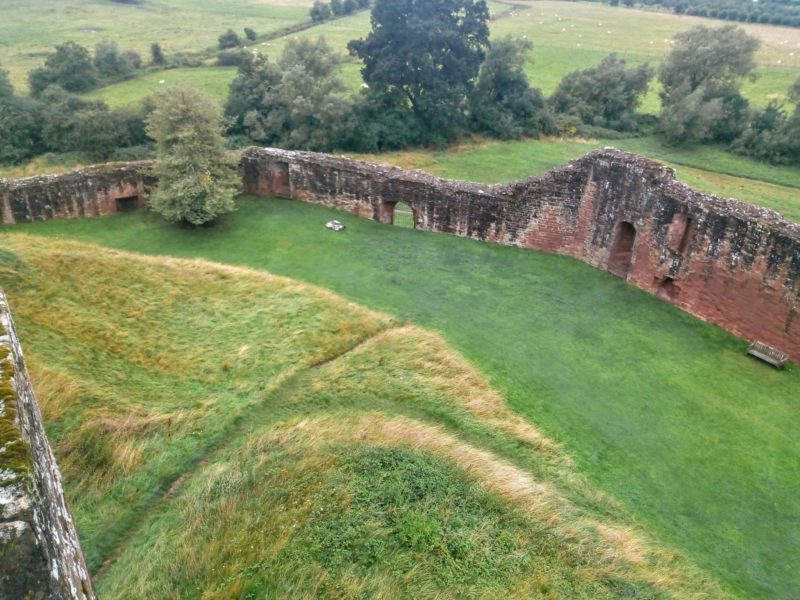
[[0, 326, 31, 486]]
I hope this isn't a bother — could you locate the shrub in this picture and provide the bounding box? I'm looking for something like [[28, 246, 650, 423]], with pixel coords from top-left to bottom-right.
[[218, 29, 242, 50], [28, 42, 98, 96]]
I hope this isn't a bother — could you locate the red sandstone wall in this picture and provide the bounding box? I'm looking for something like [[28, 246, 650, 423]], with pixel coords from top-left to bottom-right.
[[241, 147, 800, 362], [1, 162, 154, 225]]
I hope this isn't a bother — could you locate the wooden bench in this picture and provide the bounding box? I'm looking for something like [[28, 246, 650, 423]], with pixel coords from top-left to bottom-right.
[[747, 341, 789, 369]]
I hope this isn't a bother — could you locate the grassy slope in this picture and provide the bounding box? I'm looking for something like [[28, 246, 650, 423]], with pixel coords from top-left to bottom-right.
[[0, 235, 721, 599], [354, 137, 800, 223], [86, 67, 237, 109], [5, 199, 798, 599], [0, 0, 312, 92]]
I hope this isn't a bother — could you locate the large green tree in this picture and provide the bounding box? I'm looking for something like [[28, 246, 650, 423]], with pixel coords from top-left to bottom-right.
[[348, 0, 490, 141], [28, 41, 98, 96], [733, 77, 800, 164], [659, 25, 759, 143], [93, 40, 139, 81], [0, 69, 41, 164], [469, 38, 554, 139], [147, 86, 238, 225], [225, 39, 355, 151], [38, 86, 132, 160], [549, 54, 653, 132]]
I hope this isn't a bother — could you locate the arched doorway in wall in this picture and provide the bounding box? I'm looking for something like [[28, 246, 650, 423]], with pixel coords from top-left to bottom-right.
[[608, 221, 636, 278], [379, 200, 416, 228], [393, 202, 414, 228]]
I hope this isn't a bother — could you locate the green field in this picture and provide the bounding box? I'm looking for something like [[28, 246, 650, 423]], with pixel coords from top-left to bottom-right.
[[78, 0, 800, 113], [0, 0, 313, 93], [5, 197, 798, 598], [86, 66, 237, 109], [492, 1, 800, 111]]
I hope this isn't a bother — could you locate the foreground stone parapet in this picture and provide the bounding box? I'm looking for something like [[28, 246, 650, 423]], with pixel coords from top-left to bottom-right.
[[241, 146, 800, 363], [0, 161, 154, 225], [0, 292, 94, 599]]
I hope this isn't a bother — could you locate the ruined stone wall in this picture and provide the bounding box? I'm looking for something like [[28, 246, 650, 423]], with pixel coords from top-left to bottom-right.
[[0, 292, 94, 599], [241, 147, 800, 362], [1, 162, 154, 225]]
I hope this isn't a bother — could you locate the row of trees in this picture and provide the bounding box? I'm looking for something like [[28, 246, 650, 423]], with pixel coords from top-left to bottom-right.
[[224, 9, 799, 164], [225, 0, 659, 151], [26, 40, 188, 97], [28, 41, 144, 96], [4, 0, 798, 202], [228, 0, 565, 151], [0, 71, 147, 164], [623, 0, 800, 28], [310, 0, 370, 22], [218, 28, 257, 50]]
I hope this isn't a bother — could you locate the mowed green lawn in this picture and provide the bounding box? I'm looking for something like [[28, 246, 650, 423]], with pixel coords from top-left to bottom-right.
[[0, 0, 313, 92], [6, 197, 798, 598]]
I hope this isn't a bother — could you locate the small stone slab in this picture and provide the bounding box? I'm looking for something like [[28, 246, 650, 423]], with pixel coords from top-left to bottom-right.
[[325, 220, 345, 231], [747, 341, 788, 369]]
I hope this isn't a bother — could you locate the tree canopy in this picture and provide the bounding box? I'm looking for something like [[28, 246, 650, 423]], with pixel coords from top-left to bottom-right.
[[549, 54, 653, 132], [226, 39, 355, 151], [147, 86, 238, 225], [28, 41, 98, 96], [348, 0, 490, 140], [0, 69, 40, 164], [658, 25, 759, 143], [470, 38, 555, 139]]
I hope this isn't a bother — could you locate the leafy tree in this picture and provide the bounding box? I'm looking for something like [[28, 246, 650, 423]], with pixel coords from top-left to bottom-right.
[[470, 38, 554, 139], [732, 77, 800, 164], [732, 101, 794, 162], [38, 86, 132, 160], [310, 1, 332, 21], [356, 0, 370, 7], [218, 29, 242, 50], [94, 40, 137, 80], [217, 49, 249, 66], [28, 41, 98, 96], [659, 84, 724, 143], [549, 54, 653, 131], [122, 50, 142, 70], [344, 92, 431, 151], [0, 68, 13, 100], [343, 0, 357, 13], [244, 27, 257, 41], [225, 38, 355, 151], [225, 55, 282, 136], [0, 69, 42, 164], [146, 86, 238, 225], [330, 0, 344, 15], [659, 25, 759, 143], [789, 77, 800, 103], [151, 42, 166, 65], [348, 0, 490, 141]]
